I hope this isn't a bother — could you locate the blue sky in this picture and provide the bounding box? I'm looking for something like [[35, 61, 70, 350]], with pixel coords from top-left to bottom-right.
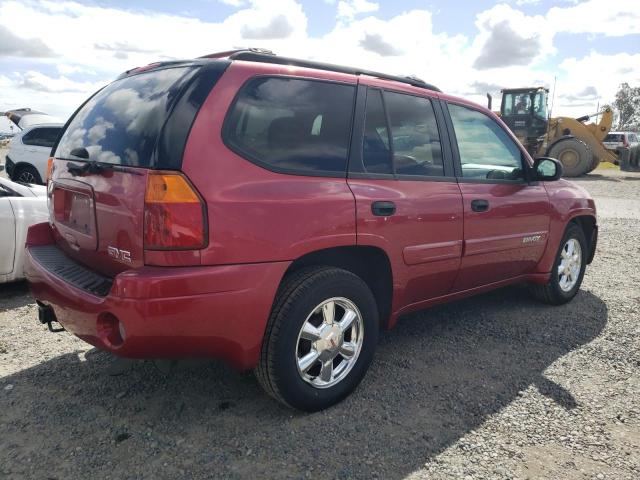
[[0, 0, 639, 132]]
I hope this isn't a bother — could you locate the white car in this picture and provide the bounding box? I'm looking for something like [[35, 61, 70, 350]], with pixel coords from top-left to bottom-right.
[[5, 123, 63, 184], [603, 131, 640, 166], [0, 177, 48, 283]]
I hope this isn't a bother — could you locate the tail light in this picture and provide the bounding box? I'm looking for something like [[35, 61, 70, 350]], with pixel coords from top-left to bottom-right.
[[45, 157, 54, 183], [144, 172, 207, 250]]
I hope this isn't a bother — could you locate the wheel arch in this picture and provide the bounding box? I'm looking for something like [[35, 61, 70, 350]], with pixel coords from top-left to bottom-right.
[[9, 161, 41, 181], [570, 214, 597, 264], [283, 246, 394, 330]]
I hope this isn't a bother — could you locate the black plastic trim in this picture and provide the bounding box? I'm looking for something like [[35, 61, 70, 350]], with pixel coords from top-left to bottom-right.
[[5, 156, 15, 176], [587, 224, 598, 265], [29, 245, 114, 297], [229, 51, 441, 92], [156, 60, 231, 170]]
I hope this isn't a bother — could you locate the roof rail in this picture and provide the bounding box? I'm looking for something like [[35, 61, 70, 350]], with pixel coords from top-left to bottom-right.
[[199, 49, 441, 92], [199, 48, 275, 59]]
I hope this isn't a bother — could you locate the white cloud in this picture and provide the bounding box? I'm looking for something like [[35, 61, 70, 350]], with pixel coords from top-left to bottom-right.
[[337, 0, 379, 21], [548, 0, 640, 36], [0, 25, 55, 58], [218, 0, 246, 6], [0, 0, 637, 124], [17, 71, 103, 93], [471, 5, 554, 70]]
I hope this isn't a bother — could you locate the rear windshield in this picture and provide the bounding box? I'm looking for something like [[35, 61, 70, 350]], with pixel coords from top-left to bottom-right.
[[55, 66, 199, 167], [604, 134, 623, 142]]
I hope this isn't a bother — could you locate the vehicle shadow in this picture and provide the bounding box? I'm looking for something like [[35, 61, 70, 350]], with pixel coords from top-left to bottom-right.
[[0, 286, 607, 479], [0, 281, 34, 312]]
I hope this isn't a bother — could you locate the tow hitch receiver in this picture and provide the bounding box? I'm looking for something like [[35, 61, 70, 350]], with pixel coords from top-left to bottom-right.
[[37, 301, 64, 333]]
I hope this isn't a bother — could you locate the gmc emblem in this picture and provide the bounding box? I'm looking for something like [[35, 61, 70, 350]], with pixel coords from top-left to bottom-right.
[[107, 246, 132, 264]]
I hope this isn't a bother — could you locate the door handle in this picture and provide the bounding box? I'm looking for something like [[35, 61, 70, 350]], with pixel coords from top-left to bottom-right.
[[471, 199, 490, 212], [371, 201, 396, 217]]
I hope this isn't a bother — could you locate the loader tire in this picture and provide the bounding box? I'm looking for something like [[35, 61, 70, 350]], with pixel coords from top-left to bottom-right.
[[586, 155, 600, 174], [548, 138, 592, 177]]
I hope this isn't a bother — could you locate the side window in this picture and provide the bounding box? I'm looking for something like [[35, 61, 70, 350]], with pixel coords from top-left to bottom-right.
[[385, 91, 444, 177], [21, 129, 41, 146], [448, 103, 524, 181], [225, 77, 355, 175], [22, 127, 60, 148], [361, 89, 444, 177], [362, 89, 392, 174]]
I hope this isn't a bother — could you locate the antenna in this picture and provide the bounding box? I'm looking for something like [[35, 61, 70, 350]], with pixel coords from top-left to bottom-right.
[[549, 76, 557, 119]]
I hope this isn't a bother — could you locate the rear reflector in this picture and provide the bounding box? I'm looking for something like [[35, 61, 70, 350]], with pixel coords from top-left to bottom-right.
[[144, 173, 206, 250]]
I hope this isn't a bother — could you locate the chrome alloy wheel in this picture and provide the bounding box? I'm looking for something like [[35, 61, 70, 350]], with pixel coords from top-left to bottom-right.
[[558, 238, 582, 292], [295, 297, 364, 389]]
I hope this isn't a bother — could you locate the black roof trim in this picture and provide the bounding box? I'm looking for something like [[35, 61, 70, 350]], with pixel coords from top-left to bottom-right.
[[118, 48, 441, 92], [227, 50, 441, 93]]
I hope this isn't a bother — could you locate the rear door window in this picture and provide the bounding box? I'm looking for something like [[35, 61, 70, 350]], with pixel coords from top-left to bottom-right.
[[384, 91, 444, 177], [362, 89, 392, 174], [55, 66, 200, 167], [360, 89, 444, 177], [224, 77, 356, 175]]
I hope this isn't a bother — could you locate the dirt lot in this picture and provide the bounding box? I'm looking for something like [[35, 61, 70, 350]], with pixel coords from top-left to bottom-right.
[[1, 167, 639, 479]]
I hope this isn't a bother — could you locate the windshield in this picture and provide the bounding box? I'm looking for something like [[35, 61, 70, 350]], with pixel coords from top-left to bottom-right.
[[55, 66, 199, 167]]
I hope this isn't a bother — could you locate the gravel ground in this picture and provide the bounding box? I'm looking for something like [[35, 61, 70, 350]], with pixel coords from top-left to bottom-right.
[[1, 167, 639, 480]]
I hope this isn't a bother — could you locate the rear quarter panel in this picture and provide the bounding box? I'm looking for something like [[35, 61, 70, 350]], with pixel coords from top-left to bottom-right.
[[534, 179, 596, 274], [182, 61, 358, 265]]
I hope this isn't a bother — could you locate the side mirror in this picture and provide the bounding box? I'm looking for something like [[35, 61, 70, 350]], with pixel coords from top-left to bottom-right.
[[533, 157, 563, 181]]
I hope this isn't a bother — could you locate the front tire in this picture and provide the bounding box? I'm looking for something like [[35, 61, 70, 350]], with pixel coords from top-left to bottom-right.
[[548, 139, 592, 177], [256, 266, 379, 411], [529, 223, 587, 305]]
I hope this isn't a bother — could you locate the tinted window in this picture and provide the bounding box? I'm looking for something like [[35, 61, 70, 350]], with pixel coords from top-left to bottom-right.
[[448, 103, 524, 181], [385, 91, 444, 177], [362, 89, 392, 174], [23, 127, 61, 148], [225, 77, 355, 175], [55, 66, 199, 166]]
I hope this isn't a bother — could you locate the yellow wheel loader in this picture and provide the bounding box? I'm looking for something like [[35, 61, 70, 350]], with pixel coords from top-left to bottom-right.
[[489, 87, 619, 177]]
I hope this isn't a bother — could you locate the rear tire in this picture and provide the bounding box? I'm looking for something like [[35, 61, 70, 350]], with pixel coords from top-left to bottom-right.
[[256, 266, 379, 411], [12, 164, 42, 184], [529, 223, 587, 305], [548, 139, 592, 177]]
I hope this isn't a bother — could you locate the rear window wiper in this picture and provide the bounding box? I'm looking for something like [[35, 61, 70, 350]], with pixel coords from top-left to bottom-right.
[[66, 147, 142, 176], [67, 161, 142, 176]]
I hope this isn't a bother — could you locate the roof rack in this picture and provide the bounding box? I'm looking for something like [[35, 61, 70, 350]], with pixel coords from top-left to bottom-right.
[[199, 48, 441, 92]]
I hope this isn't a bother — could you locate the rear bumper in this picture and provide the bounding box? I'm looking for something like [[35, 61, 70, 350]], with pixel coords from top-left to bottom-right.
[[24, 222, 290, 370]]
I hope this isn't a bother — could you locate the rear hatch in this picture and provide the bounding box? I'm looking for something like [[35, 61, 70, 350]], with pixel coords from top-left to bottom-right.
[[50, 60, 229, 277]]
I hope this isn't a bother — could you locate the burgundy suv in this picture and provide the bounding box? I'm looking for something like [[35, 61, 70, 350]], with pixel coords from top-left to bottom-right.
[[25, 50, 597, 411]]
